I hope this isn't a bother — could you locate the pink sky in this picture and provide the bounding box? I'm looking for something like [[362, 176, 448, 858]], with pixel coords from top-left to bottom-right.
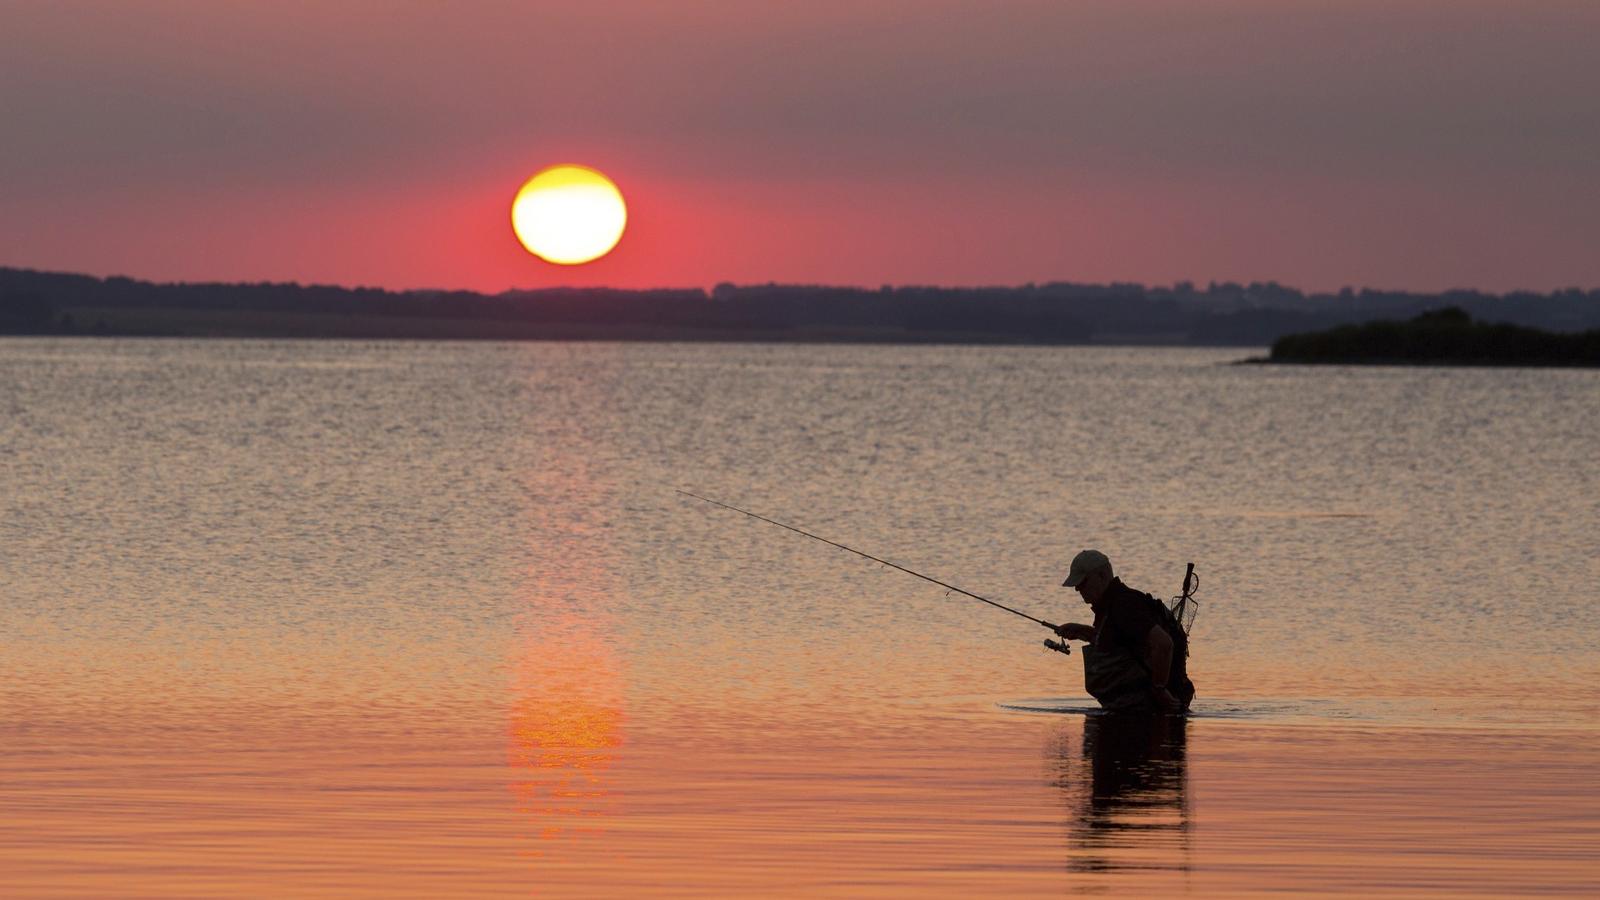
[[3, 1, 1597, 293]]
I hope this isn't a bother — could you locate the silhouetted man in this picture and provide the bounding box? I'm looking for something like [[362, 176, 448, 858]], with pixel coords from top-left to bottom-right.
[[1055, 549, 1194, 713]]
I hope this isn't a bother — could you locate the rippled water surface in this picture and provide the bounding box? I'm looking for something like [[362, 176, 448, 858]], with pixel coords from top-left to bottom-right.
[[3, 338, 1597, 896]]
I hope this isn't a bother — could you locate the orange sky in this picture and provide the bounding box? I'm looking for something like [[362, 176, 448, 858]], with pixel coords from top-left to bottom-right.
[[3, 1, 1597, 293]]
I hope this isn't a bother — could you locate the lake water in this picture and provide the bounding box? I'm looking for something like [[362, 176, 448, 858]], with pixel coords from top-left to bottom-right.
[[3, 338, 1597, 897]]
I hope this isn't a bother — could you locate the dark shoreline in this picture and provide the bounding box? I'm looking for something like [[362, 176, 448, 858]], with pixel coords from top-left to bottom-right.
[[5, 265, 1599, 349], [1259, 307, 1600, 368], [1238, 355, 1600, 369]]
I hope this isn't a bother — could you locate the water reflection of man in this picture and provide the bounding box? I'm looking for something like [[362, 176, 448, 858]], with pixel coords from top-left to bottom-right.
[[1060, 712, 1190, 873], [1055, 550, 1195, 713]]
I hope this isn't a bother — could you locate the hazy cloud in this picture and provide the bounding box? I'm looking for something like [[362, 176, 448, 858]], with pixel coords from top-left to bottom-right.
[[2, 0, 1597, 289]]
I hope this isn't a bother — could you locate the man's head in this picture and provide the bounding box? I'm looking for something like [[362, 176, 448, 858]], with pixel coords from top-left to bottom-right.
[[1062, 549, 1113, 605]]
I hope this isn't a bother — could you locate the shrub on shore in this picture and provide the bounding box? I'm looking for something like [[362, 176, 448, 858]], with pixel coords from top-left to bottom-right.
[[1269, 307, 1600, 366]]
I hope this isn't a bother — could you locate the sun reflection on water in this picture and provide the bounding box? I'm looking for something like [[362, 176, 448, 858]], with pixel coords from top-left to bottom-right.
[[507, 412, 629, 854], [507, 616, 624, 846]]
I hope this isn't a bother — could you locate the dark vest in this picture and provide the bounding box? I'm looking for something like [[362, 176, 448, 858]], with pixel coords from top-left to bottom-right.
[[1083, 579, 1194, 711]]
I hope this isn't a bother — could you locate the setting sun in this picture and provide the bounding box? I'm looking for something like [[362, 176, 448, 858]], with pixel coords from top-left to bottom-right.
[[511, 165, 627, 265]]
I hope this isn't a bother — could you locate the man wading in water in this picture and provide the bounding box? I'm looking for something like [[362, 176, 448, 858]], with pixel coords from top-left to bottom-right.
[[1055, 550, 1195, 713]]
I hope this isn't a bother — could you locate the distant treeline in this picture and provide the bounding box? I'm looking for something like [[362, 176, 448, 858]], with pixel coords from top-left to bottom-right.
[[2, 266, 1598, 346], [1268, 307, 1600, 366]]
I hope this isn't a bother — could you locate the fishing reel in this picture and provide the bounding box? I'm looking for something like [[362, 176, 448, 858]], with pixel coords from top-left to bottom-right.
[[1043, 636, 1072, 656]]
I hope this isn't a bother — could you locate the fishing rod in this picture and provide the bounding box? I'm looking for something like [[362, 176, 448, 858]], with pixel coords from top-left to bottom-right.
[[677, 489, 1074, 656]]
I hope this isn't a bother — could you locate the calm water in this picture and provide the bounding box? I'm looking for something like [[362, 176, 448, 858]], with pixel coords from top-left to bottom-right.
[[3, 338, 1597, 897]]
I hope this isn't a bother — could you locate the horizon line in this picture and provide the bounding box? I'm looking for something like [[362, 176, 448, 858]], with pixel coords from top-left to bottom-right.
[[4, 263, 1596, 300]]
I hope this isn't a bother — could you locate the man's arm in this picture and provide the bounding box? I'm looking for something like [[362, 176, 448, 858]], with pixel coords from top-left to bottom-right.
[[1144, 624, 1173, 683], [1054, 623, 1096, 642], [1145, 624, 1184, 707]]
